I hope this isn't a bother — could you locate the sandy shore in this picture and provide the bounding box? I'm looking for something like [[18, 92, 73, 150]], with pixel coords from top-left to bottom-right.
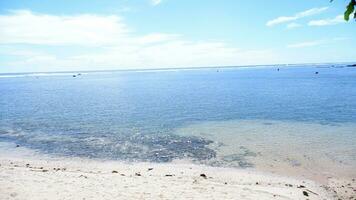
[[1, 155, 348, 200], [0, 143, 355, 200]]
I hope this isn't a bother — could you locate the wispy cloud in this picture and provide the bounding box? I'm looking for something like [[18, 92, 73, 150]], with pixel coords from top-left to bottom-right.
[[287, 41, 324, 48], [286, 22, 302, 29], [0, 10, 278, 71], [266, 7, 328, 27], [308, 15, 345, 26], [150, 0, 162, 6], [332, 37, 349, 41], [287, 37, 348, 48]]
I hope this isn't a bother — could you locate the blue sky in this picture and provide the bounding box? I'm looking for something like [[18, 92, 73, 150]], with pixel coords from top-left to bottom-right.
[[0, 0, 355, 73]]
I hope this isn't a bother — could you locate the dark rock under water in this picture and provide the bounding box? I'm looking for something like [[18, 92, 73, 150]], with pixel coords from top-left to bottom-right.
[[0, 128, 216, 163]]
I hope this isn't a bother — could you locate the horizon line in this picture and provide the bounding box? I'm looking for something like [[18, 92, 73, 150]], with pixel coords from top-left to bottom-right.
[[0, 61, 355, 75]]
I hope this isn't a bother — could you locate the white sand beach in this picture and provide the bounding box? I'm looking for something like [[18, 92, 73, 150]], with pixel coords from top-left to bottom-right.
[[0, 157, 331, 200], [1, 148, 354, 200]]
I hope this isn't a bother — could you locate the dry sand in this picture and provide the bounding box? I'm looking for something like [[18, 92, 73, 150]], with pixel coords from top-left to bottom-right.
[[0, 155, 347, 200]]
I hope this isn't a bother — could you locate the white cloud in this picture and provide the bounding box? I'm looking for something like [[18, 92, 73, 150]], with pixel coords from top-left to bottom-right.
[[83, 42, 273, 68], [287, 37, 348, 48], [266, 7, 328, 27], [308, 15, 345, 26], [135, 33, 180, 44], [0, 10, 130, 46], [287, 41, 324, 48], [150, 0, 162, 6], [0, 10, 278, 72], [286, 22, 302, 29], [3, 42, 276, 71]]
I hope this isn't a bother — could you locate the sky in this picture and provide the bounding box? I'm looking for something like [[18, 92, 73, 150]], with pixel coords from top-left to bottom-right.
[[0, 0, 355, 73]]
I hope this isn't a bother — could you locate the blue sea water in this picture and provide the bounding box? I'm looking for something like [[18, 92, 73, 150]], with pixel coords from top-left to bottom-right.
[[0, 65, 356, 165]]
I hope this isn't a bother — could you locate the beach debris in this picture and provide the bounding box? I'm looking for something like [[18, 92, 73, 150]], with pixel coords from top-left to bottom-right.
[[306, 189, 318, 195], [26, 164, 30, 167], [10, 192, 17, 197], [303, 191, 309, 196], [42, 169, 48, 172], [297, 185, 306, 188], [224, 182, 228, 185], [112, 170, 118, 173], [135, 172, 141, 176], [148, 168, 153, 171], [256, 182, 259, 185], [165, 174, 174, 177], [79, 175, 87, 178], [200, 174, 207, 179], [120, 174, 125, 176]]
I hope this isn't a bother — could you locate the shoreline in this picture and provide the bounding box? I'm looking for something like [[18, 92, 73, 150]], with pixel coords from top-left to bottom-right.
[[1, 152, 353, 200], [0, 133, 355, 200]]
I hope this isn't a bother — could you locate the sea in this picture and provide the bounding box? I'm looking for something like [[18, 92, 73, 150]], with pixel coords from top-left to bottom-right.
[[0, 64, 355, 178]]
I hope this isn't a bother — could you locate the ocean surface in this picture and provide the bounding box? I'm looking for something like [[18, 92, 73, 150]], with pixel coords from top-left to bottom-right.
[[1, 65, 356, 175]]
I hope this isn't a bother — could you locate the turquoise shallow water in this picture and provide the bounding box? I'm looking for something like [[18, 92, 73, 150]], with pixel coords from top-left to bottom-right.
[[0, 65, 355, 167], [175, 119, 356, 177]]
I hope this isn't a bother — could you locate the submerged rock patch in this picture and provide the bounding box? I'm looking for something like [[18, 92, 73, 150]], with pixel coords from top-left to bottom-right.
[[0, 128, 216, 163]]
